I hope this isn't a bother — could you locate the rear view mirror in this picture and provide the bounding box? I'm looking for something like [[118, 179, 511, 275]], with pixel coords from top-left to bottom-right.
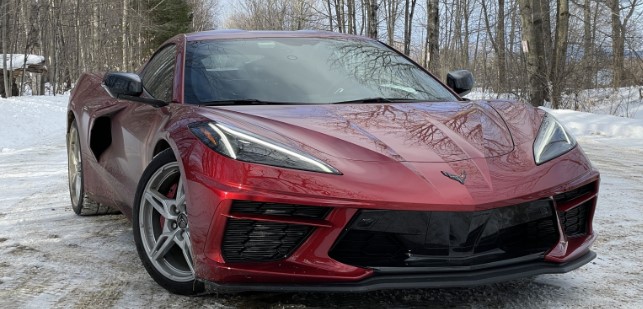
[[446, 70, 474, 96]]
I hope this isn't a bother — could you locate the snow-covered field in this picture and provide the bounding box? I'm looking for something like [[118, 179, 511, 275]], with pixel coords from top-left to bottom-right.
[[0, 94, 642, 308]]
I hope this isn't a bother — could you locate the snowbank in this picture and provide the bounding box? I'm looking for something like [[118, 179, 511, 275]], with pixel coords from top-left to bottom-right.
[[467, 87, 643, 119], [0, 94, 68, 152], [0, 54, 45, 70], [547, 108, 643, 140]]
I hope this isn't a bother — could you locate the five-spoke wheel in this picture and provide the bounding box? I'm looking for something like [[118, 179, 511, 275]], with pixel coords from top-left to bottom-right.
[[133, 149, 203, 295]]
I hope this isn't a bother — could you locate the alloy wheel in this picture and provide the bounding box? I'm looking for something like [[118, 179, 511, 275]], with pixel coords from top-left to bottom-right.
[[138, 162, 195, 282]]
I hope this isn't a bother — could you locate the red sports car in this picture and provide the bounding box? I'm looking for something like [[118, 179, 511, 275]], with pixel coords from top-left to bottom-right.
[[67, 30, 599, 295]]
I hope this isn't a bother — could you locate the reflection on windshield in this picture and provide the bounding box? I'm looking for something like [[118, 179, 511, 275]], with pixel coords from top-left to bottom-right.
[[184, 38, 457, 105]]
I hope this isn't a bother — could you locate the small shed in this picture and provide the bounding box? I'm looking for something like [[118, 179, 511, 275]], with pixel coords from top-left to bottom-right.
[[0, 54, 47, 97]]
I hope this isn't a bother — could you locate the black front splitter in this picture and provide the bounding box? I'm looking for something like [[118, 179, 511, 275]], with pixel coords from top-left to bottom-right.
[[202, 250, 596, 293]]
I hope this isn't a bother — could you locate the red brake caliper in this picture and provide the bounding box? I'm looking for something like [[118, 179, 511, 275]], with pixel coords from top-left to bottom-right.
[[159, 182, 178, 229]]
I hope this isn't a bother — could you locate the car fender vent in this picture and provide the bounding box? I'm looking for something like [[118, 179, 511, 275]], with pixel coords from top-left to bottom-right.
[[90, 116, 112, 161]]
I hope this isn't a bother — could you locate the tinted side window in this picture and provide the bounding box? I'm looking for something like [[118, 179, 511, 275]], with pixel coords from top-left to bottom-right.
[[140, 45, 176, 102]]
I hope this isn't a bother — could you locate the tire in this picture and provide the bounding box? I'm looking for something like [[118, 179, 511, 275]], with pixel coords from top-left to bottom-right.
[[67, 119, 118, 216], [132, 149, 204, 295]]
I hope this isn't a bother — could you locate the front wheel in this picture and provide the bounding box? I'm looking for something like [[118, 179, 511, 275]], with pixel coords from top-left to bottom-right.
[[132, 149, 203, 295]]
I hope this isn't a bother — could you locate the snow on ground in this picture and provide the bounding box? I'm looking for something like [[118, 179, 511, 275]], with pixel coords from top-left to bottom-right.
[[0, 95, 67, 153], [548, 107, 643, 149], [0, 94, 642, 308]]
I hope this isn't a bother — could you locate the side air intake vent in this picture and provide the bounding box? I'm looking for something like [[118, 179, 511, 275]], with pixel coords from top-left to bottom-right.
[[222, 201, 330, 263]]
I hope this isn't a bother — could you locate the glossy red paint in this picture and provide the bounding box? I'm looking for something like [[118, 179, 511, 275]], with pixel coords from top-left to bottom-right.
[[68, 30, 599, 290], [170, 116, 598, 283]]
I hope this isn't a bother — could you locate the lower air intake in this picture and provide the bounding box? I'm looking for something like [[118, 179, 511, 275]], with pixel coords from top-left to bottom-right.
[[329, 199, 559, 268], [222, 219, 313, 263], [559, 202, 591, 237]]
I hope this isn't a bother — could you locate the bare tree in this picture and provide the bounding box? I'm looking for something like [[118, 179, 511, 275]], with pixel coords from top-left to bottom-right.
[[550, 0, 570, 108], [403, 0, 417, 55], [425, 0, 439, 74], [517, 0, 549, 106], [366, 0, 378, 39]]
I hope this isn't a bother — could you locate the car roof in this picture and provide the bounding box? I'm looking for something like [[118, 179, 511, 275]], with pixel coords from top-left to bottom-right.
[[183, 29, 367, 42]]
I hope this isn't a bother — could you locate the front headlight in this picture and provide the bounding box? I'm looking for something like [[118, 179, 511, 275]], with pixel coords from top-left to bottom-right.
[[189, 122, 341, 174], [533, 112, 577, 165]]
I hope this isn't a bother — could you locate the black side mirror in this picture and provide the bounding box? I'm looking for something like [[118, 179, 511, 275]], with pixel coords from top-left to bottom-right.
[[103, 72, 143, 97], [103, 72, 167, 107], [446, 70, 474, 96]]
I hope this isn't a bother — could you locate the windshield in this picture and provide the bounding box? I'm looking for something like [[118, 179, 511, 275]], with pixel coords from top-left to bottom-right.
[[184, 37, 458, 105]]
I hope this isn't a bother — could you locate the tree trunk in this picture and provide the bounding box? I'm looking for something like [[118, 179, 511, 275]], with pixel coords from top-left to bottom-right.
[[335, 0, 345, 33], [426, 0, 439, 75], [497, 0, 506, 93], [347, 0, 355, 34], [385, 0, 398, 45], [403, 0, 417, 55], [326, 0, 334, 31], [2, 0, 11, 98], [517, 0, 549, 106], [367, 0, 378, 39], [582, 0, 592, 90], [609, 0, 624, 89], [550, 0, 570, 109]]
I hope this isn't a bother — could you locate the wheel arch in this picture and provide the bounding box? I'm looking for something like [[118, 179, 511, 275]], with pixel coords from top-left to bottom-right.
[[152, 139, 172, 158], [67, 110, 76, 133]]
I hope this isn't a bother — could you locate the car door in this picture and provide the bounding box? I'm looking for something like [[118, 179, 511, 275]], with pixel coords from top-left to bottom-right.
[[100, 44, 179, 212]]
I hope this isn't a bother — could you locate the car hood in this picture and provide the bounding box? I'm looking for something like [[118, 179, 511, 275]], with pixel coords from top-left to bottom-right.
[[205, 101, 514, 163]]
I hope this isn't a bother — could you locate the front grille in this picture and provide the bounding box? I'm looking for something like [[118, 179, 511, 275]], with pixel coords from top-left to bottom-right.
[[558, 202, 591, 237], [329, 199, 559, 268], [230, 201, 331, 219], [222, 219, 313, 262]]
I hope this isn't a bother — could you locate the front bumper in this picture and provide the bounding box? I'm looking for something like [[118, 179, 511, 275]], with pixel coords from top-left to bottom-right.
[[190, 176, 599, 289], [203, 250, 596, 292], [179, 137, 600, 290]]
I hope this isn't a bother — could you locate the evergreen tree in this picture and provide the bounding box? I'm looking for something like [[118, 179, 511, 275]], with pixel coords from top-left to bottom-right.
[[147, 0, 192, 49]]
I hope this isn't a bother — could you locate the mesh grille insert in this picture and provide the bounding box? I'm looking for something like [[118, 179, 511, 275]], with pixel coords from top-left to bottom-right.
[[222, 219, 313, 262], [559, 202, 591, 237], [222, 201, 330, 263]]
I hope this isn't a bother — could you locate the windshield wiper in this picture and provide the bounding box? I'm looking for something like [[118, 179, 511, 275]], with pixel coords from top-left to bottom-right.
[[198, 99, 296, 106], [330, 97, 418, 104]]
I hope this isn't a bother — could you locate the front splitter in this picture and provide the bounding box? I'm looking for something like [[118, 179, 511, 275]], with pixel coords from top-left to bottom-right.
[[202, 250, 596, 293]]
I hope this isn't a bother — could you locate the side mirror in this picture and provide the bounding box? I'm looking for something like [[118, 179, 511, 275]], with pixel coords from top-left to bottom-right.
[[103, 72, 167, 107], [103, 72, 143, 97], [446, 70, 474, 96]]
